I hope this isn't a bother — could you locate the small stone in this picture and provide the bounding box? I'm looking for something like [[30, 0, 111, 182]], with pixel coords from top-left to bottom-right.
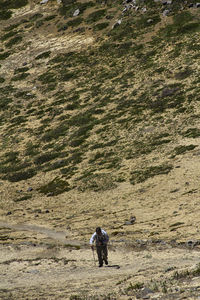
[[6, 211, 12, 216], [47, 192, 54, 197], [124, 215, 136, 225], [186, 240, 199, 248], [40, 0, 48, 4], [163, 9, 170, 16], [45, 209, 50, 213], [27, 187, 33, 192], [124, 221, 132, 225], [112, 19, 122, 29], [73, 9, 80, 17]]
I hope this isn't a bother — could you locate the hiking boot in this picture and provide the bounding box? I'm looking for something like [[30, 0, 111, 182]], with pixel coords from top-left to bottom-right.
[[99, 263, 103, 267], [105, 259, 108, 265]]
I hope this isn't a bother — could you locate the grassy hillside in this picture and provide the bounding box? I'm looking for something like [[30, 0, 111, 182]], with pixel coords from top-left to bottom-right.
[[0, 0, 200, 243]]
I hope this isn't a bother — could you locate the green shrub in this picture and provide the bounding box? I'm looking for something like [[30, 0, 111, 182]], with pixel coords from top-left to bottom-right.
[[1, 31, 18, 41], [14, 67, 29, 74], [38, 177, 71, 195], [0, 51, 11, 60], [69, 137, 86, 147], [182, 128, 200, 138], [93, 22, 109, 31], [5, 36, 22, 48], [59, 1, 94, 17], [0, 97, 12, 109], [130, 164, 173, 185], [0, 10, 12, 20], [35, 51, 51, 60], [11, 73, 29, 81], [44, 14, 57, 21], [172, 144, 197, 156], [60, 166, 77, 179], [67, 17, 83, 27], [34, 152, 61, 165], [14, 194, 32, 202], [3, 151, 19, 163], [86, 9, 106, 24], [29, 13, 43, 21], [38, 72, 56, 84], [10, 115, 27, 125], [0, 0, 28, 9], [41, 122, 69, 142], [3, 168, 37, 182], [25, 141, 40, 156], [77, 173, 117, 192], [60, 72, 76, 81], [43, 158, 70, 172]]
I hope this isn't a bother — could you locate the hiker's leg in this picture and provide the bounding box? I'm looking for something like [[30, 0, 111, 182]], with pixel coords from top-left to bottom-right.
[[102, 245, 108, 263], [96, 246, 103, 266]]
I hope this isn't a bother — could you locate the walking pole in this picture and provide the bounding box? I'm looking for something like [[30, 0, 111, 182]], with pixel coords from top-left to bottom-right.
[[92, 247, 96, 266]]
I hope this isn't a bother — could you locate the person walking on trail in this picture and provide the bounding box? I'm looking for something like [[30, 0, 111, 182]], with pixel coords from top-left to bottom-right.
[[90, 227, 109, 267]]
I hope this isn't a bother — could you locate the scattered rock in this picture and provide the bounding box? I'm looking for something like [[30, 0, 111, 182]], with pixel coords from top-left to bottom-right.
[[27, 269, 39, 274], [188, 3, 194, 8], [6, 211, 12, 216], [40, 0, 49, 4], [73, 9, 80, 17], [27, 187, 33, 192], [124, 215, 136, 225], [136, 287, 154, 299], [73, 27, 85, 33], [162, 9, 171, 16], [47, 192, 54, 197], [112, 19, 122, 29], [147, 19, 153, 24], [186, 240, 199, 248], [162, 86, 180, 97]]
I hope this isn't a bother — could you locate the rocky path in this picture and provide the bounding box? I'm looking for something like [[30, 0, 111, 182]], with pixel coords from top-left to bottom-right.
[[1, 221, 200, 299]]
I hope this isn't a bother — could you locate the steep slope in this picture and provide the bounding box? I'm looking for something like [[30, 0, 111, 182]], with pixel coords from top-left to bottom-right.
[[1, 0, 200, 299], [0, 0, 200, 246]]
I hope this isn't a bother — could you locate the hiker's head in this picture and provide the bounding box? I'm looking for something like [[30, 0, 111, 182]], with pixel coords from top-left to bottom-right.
[[96, 227, 102, 235]]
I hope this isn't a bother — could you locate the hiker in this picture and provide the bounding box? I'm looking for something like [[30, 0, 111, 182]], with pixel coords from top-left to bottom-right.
[[90, 227, 109, 267]]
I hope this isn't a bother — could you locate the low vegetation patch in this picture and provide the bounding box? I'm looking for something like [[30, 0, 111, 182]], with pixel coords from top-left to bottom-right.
[[77, 172, 117, 192], [35, 51, 51, 60], [3, 168, 37, 182], [130, 164, 173, 185], [171, 144, 197, 157], [38, 177, 71, 196]]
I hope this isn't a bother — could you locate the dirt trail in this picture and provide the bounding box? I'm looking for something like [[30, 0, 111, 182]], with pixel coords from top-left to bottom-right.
[[1, 222, 200, 299], [0, 221, 82, 246]]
